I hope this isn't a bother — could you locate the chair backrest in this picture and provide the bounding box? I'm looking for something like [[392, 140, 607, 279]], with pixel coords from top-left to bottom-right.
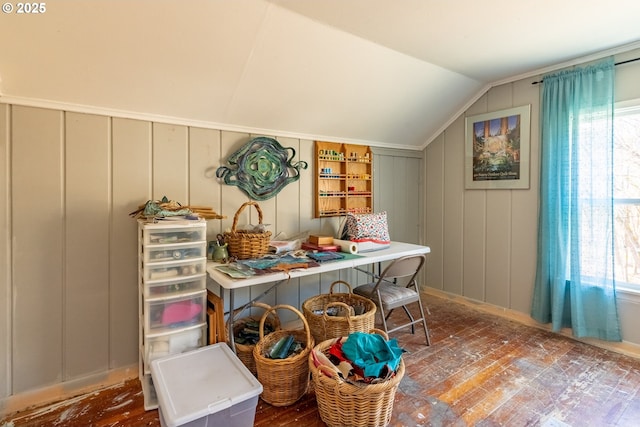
[[376, 254, 425, 286]]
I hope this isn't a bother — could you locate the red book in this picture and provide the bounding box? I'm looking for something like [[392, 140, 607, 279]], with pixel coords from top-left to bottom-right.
[[302, 242, 339, 252]]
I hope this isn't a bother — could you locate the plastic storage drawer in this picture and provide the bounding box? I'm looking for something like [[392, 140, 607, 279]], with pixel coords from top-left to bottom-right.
[[144, 290, 206, 333], [144, 324, 207, 365], [143, 257, 206, 282], [143, 241, 207, 264], [143, 275, 206, 299], [142, 226, 206, 246]]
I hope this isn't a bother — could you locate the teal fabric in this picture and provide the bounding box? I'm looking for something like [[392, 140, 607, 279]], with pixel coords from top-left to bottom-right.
[[532, 57, 621, 341], [341, 332, 403, 378]]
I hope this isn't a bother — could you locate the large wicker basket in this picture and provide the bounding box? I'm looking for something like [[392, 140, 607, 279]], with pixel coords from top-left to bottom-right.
[[228, 302, 281, 376], [223, 201, 272, 259], [253, 304, 313, 407], [309, 329, 405, 427], [302, 280, 376, 344]]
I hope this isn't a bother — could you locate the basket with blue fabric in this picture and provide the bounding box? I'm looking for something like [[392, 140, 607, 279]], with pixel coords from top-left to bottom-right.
[[253, 304, 314, 407]]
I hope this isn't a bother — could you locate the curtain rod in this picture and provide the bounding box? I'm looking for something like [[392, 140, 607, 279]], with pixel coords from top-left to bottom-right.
[[531, 57, 640, 85]]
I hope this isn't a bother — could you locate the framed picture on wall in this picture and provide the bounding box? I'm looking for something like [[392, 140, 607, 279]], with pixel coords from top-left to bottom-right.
[[464, 105, 531, 189]]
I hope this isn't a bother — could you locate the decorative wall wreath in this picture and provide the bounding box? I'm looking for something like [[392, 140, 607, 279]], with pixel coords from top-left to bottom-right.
[[216, 137, 308, 200]]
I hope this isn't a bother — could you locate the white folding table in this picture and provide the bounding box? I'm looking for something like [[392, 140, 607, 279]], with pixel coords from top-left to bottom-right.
[[206, 241, 431, 351]]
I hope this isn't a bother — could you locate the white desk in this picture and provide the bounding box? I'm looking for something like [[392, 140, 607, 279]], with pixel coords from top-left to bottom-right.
[[206, 241, 430, 350]]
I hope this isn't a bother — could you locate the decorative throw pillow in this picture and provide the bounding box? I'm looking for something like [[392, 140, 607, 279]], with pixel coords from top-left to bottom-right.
[[343, 212, 390, 244]]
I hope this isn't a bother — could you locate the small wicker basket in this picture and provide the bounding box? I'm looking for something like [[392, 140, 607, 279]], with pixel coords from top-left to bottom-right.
[[253, 304, 313, 407], [228, 302, 280, 376], [309, 329, 405, 427], [223, 201, 272, 259], [302, 280, 377, 344]]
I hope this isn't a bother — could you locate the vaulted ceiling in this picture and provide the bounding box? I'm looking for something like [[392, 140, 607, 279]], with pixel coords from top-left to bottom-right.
[[2, 0, 640, 150]]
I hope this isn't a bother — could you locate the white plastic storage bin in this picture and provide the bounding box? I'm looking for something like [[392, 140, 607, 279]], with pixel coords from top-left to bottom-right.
[[143, 241, 207, 263], [143, 275, 206, 299], [140, 372, 158, 410], [139, 219, 208, 411], [143, 257, 206, 282], [151, 343, 263, 427], [142, 225, 207, 246], [144, 324, 207, 365], [144, 290, 206, 333]]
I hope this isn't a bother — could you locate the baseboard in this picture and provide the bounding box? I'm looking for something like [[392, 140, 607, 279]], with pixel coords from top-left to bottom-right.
[[423, 287, 640, 360], [0, 365, 138, 417]]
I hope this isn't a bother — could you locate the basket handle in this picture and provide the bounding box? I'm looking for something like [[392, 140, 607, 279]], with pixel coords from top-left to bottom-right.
[[369, 328, 389, 340], [322, 302, 354, 327], [329, 280, 352, 295], [231, 201, 264, 233], [259, 304, 312, 349], [252, 301, 282, 330]]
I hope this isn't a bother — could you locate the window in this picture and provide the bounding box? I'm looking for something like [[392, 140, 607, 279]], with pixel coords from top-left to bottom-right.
[[614, 102, 640, 289]]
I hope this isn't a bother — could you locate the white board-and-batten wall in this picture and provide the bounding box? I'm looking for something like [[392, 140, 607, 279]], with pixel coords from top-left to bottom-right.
[[0, 102, 424, 406]]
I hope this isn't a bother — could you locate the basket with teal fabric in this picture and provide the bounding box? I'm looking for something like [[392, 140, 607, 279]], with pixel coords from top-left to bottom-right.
[[308, 329, 404, 427]]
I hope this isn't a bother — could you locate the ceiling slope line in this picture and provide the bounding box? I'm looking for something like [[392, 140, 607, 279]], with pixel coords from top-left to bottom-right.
[[224, 3, 274, 123], [420, 82, 493, 150], [268, 0, 479, 84]]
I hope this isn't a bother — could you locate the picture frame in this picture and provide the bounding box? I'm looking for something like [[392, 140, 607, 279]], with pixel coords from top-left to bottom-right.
[[465, 104, 531, 189]]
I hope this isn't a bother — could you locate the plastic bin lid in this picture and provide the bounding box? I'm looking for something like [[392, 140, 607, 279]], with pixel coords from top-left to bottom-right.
[[151, 343, 263, 427]]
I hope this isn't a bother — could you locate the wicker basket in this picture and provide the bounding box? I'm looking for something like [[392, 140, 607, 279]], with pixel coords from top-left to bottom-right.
[[223, 201, 272, 259], [253, 304, 314, 407], [302, 280, 377, 344], [229, 302, 281, 376], [309, 329, 405, 427]]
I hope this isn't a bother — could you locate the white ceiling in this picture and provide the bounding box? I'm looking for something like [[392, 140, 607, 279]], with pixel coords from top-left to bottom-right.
[[1, 0, 640, 150]]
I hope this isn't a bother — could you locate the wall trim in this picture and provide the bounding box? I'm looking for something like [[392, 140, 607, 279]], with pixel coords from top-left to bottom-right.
[[0, 95, 424, 152], [424, 287, 640, 360], [0, 365, 137, 417], [371, 146, 424, 159], [616, 285, 640, 303]]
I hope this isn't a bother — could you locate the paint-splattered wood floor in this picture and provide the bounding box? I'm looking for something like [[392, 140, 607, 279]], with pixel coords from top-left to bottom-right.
[[2, 292, 640, 426]]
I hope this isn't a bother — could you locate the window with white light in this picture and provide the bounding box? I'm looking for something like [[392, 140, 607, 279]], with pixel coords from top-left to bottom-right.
[[614, 102, 640, 290]]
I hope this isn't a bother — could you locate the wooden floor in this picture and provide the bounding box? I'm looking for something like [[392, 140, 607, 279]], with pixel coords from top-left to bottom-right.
[[2, 292, 640, 427]]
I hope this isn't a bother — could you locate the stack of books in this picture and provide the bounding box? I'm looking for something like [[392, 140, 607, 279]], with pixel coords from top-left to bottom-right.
[[301, 235, 339, 252]]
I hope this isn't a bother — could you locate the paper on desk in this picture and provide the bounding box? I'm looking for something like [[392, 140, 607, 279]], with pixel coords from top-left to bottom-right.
[[334, 239, 359, 254], [215, 265, 255, 278]]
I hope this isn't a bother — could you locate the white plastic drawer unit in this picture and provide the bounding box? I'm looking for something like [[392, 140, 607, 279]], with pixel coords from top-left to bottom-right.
[[144, 324, 206, 367], [141, 224, 206, 246], [144, 290, 207, 333], [144, 276, 206, 298], [142, 257, 206, 282], [143, 241, 207, 264]]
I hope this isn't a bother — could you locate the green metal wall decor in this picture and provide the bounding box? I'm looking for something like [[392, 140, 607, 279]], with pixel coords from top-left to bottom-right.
[[216, 137, 308, 200]]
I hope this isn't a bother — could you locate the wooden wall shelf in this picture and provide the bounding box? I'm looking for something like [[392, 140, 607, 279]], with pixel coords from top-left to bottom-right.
[[314, 141, 373, 218]]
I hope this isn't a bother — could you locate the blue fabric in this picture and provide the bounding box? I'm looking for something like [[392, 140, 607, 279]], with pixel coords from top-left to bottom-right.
[[532, 57, 621, 341], [341, 332, 403, 378]]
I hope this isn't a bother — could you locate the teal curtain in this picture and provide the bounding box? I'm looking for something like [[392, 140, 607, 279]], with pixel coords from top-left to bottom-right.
[[531, 57, 621, 341]]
